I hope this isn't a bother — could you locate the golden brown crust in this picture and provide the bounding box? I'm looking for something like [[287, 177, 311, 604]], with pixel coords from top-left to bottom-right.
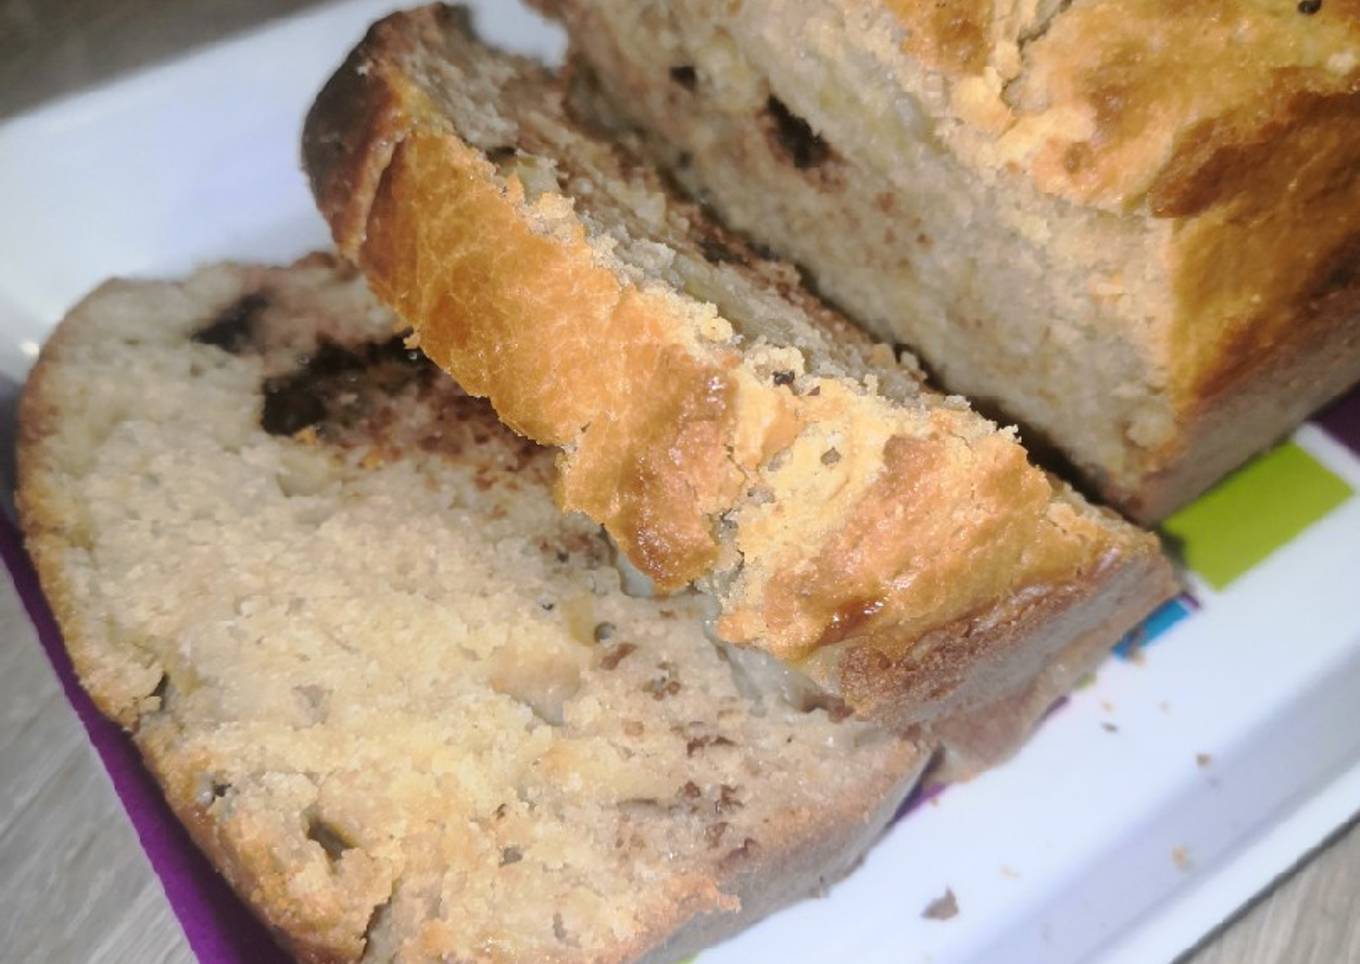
[[302, 5, 1172, 726], [1119, 265, 1360, 520], [540, 0, 1360, 521], [139, 745, 370, 964], [361, 130, 746, 589], [886, 0, 1360, 210], [305, 10, 755, 589], [876, 0, 1360, 513], [735, 426, 1076, 659], [1153, 86, 1360, 432], [924, 533, 1176, 778], [806, 506, 1177, 735], [17, 287, 157, 729], [1032, 0, 1360, 210], [303, 14, 425, 261], [881, 0, 994, 76]]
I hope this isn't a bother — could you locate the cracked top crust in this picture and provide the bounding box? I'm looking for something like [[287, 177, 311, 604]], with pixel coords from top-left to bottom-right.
[[869, 0, 1360, 487], [883, 0, 1360, 211], [303, 5, 1172, 729], [533, 0, 1360, 522]]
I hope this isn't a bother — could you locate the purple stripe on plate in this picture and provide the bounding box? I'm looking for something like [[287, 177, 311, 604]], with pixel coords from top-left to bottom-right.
[[889, 779, 947, 827], [1315, 384, 1360, 456], [0, 513, 287, 964]]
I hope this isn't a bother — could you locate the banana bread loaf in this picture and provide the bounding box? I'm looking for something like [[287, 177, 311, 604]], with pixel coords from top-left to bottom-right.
[[539, 0, 1360, 520], [302, 6, 1174, 761]]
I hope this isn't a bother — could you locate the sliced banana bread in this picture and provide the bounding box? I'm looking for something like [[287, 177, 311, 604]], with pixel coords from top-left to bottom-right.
[[302, 6, 1174, 757], [538, 0, 1360, 520], [17, 254, 928, 963]]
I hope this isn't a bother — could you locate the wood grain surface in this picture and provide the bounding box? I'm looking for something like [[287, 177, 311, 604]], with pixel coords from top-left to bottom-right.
[[0, 3, 1356, 963]]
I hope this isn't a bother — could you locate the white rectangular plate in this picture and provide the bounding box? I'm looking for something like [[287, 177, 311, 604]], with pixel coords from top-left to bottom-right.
[[2, 2, 1357, 962]]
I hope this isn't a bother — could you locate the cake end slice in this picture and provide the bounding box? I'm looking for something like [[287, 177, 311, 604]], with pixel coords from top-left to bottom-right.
[[302, 5, 1176, 768]]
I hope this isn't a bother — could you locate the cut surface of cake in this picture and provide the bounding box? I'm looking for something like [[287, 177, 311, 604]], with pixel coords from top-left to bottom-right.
[[302, 5, 1175, 763], [17, 254, 927, 962], [536, 0, 1360, 520]]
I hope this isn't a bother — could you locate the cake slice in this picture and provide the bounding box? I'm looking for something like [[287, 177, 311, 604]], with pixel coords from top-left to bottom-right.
[[17, 254, 927, 963], [535, 0, 1360, 520], [302, 5, 1174, 766]]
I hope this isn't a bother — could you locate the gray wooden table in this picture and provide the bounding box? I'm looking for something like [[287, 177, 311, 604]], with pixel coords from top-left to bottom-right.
[[1, 3, 1357, 962]]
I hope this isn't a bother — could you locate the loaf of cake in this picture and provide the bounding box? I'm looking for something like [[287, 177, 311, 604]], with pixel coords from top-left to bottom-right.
[[537, 0, 1360, 520], [17, 254, 930, 962], [302, 5, 1174, 768]]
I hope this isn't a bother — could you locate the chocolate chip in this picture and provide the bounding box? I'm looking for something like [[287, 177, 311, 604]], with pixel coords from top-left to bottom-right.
[[721, 837, 758, 866], [685, 734, 736, 757], [765, 95, 831, 169], [305, 340, 368, 377], [600, 642, 638, 670], [193, 292, 267, 354], [370, 333, 426, 368], [669, 65, 697, 90], [261, 377, 328, 437], [827, 702, 853, 722], [772, 370, 795, 387], [643, 662, 682, 700], [749, 240, 778, 261], [499, 846, 523, 866], [1298, 0, 1322, 12], [486, 144, 519, 163], [259, 337, 433, 437], [645, 678, 682, 700], [699, 236, 745, 266]]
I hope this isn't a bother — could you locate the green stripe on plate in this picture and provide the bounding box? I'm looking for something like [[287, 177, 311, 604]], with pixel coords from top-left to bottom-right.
[[1162, 441, 1352, 590]]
